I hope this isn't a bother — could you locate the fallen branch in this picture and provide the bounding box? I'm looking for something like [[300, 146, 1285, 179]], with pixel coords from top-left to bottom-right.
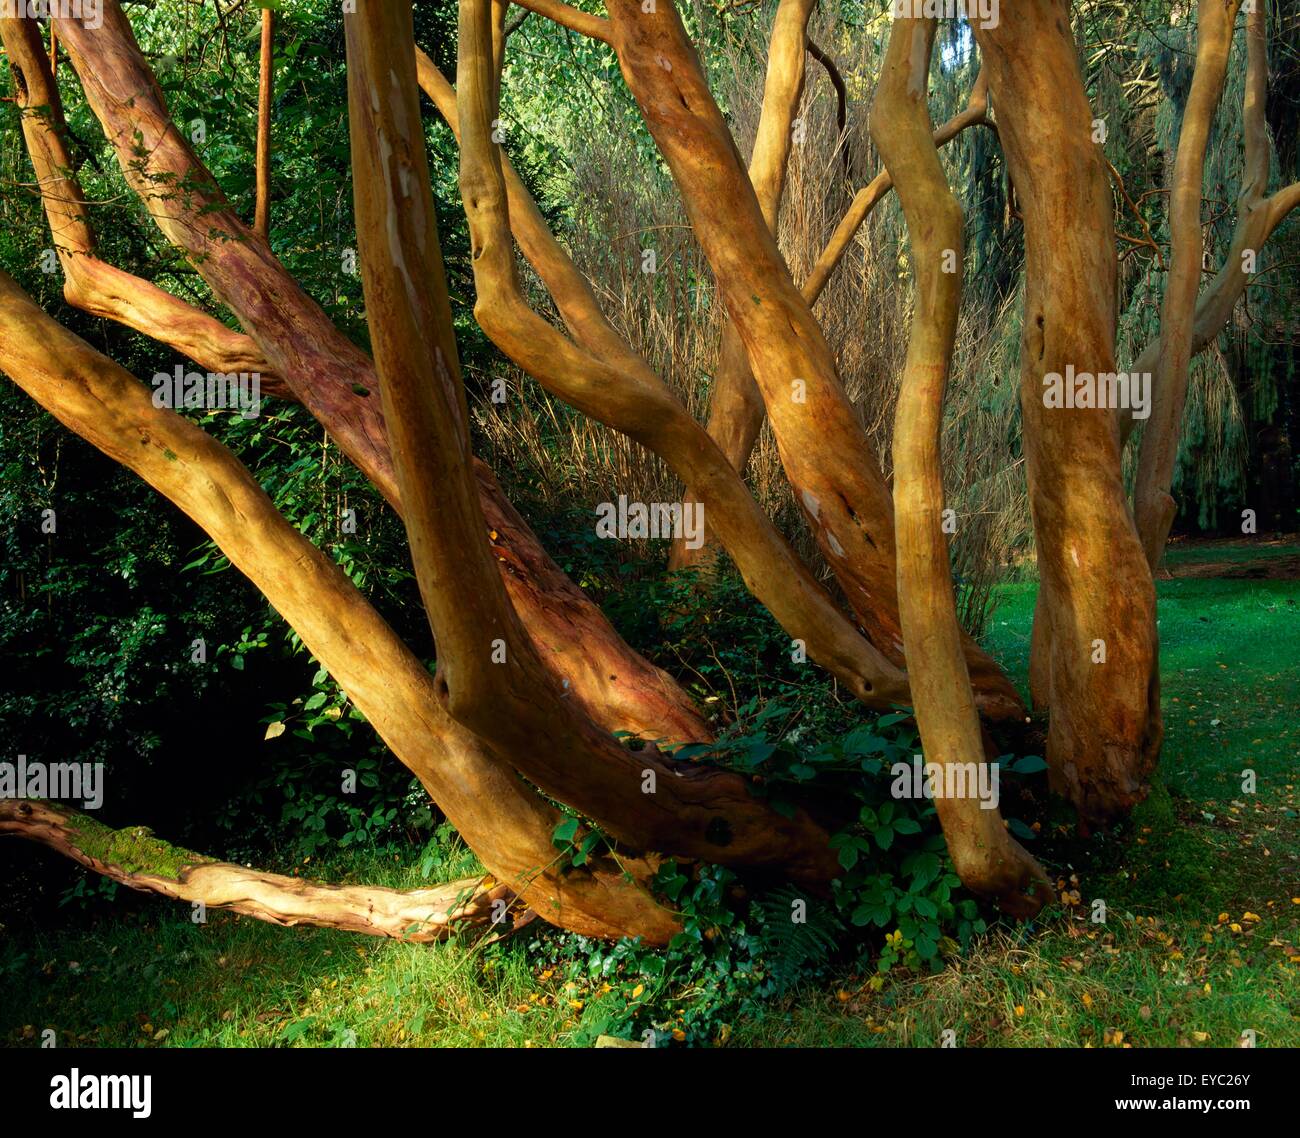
[[0, 800, 516, 943]]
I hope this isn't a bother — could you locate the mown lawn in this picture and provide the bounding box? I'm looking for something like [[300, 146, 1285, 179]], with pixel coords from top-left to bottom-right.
[[3, 549, 1297, 1047], [730, 566, 1300, 1047]]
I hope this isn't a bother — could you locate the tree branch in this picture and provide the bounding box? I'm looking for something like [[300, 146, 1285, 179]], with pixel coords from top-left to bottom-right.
[[1134, 0, 1244, 568], [253, 5, 273, 239], [512, 0, 612, 43], [0, 265, 679, 943], [602, 0, 1025, 722], [423, 49, 912, 713], [0, 14, 290, 397], [0, 800, 513, 943], [52, 0, 713, 748], [1120, 5, 1300, 452]]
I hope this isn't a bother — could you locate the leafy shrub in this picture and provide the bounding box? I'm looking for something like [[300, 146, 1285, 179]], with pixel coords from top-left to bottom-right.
[[524, 700, 1051, 1046]]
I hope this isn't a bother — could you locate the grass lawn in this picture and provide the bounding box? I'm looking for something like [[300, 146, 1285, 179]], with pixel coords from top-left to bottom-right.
[[3, 548, 1297, 1047]]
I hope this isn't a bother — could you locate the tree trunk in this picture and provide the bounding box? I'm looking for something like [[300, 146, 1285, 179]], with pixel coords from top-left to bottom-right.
[[974, 2, 1161, 824], [872, 16, 1050, 915], [47, 1, 712, 750], [1134, 1, 1243, 568], [0, 266, 679, 944], [603, 0, 1025, 725]]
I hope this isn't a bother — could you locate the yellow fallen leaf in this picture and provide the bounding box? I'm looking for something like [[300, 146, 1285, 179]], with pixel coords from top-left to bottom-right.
[[1081, 993, 1093, 1009], [631, 984, 644, 999]]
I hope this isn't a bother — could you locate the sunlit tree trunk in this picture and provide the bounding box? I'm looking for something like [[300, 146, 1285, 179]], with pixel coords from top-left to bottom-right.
[[3, 0, 1295, 938], [973, 2, 1161, 823], [872, 16, 1050, 913]]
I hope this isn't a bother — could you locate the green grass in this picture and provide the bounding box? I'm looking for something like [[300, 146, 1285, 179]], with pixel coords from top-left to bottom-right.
[[3, 556, 1297, 1048], [1162, 538, 1300, 568]]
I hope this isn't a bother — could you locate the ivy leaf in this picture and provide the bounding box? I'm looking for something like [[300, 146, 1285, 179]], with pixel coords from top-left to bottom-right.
[[902, 850, 942, 889], [843, 725, 888, 756], [552, 817, 580, 847], [851, 902, 891, 927], [1007, 818, 1036, 840]]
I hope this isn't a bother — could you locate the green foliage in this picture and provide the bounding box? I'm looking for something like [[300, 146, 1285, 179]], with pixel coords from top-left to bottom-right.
[[215, 665, 430, 863], [523, 699, 1049, 1045]]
